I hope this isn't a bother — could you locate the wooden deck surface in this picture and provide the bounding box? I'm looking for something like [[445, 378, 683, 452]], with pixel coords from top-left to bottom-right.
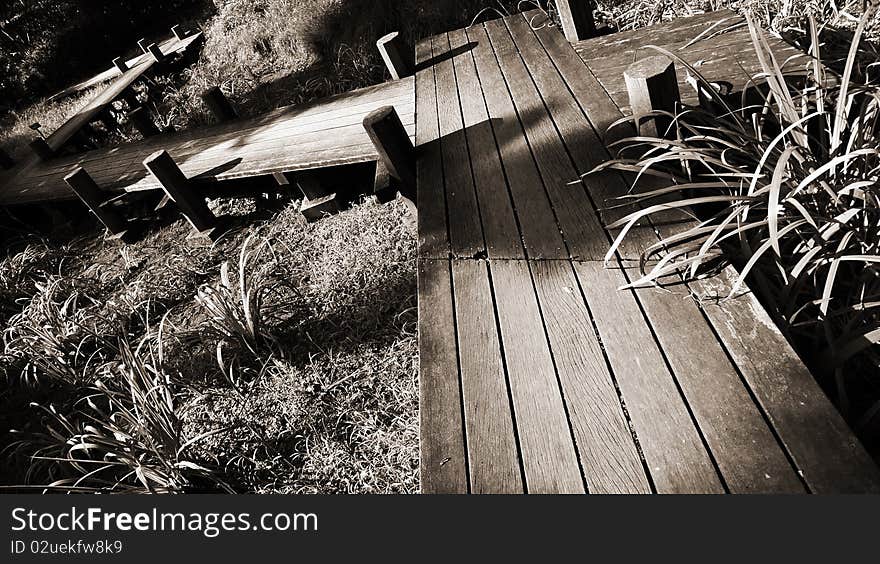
[[0, 76, 414, 205], [573, 9, 806, 113], [416, 10, 880, 493]]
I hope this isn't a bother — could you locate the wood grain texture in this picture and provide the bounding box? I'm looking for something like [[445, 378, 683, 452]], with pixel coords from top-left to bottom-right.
[[1, 75, 414, 205], [506, 15, 657, 259], [547, 10, 880, 492], [432, 34, 485, 258], [415, 38, 449, 258], [574, 260, 724, 493], [448, 29, 524, 259], [490, 259, 584, 493], [484, 18, 607, 261], [465, 25, 566, 259], [451, 260, 523, 493], [632, 276, 805, 493], [418, 259, 468, 493], [530, 259, 651, 493], [692, 269, 880, 493]]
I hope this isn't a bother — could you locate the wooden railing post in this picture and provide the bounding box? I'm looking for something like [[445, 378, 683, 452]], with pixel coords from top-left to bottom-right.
[[147, 43, 165, 63], [64, 167, 128, 235], [624, 55, 681, 139], [129, 106, 160, 137], [137, 38, 149, 55], [143, 150, 220, 236], [29, 138, 55, 161], [201, 87, 238, 121], [363, 106, 415, 198], [294, 170, 339, 222], [556, 0, 596, 42], [377, 32, 414, 80], [112, 57, 128, 73], [171, 24, 187, 40], [0, 147, 14, 169], [373, 160, 400, 204]]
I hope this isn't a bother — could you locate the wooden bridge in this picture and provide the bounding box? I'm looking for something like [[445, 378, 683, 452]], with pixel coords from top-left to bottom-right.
[[0, 8, 878, 492], [412, 9, 880, 493]]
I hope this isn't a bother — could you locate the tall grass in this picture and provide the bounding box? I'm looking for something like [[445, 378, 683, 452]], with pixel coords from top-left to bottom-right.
[[590, 9, 880, 419], [6, 331, 231, 493], [196, 234, 304, 387]]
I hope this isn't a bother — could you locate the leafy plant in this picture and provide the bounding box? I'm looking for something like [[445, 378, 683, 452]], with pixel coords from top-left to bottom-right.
[[3, 277, 107, 387], [588, 10, 880, 416], [5, 329, 231, 493], [196, 234, 302, 387]]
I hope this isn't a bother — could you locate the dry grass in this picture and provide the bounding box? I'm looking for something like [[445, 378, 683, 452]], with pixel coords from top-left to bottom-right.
[[0, 86, 101, 161], [2, 197, 418, 493]]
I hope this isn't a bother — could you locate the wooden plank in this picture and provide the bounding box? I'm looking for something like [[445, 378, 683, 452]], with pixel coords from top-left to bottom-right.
[[505, 15, 657, 259], [692, 269, 880, 493], [433, 33, 485, 258], [530, 260, 651, 493], [483, 18, 607, 261], [538, 13, 880, 492], [448, 29, 523, 259], [574, 260, 725, 493], [418, 259, 468, 493], [633, 277, 805, 493], [47, 33, 203, 102], [578, 10, 736, 51], [490, 259, 584, 493], [451, 260, 523, 493], [1, 77, 416, 205], [465, 25, 566, 259], [415, 39, 449, 258]]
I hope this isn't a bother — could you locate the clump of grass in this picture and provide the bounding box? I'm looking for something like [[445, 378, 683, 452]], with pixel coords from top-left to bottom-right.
[[589, 10, 880, 419], [195, 233, 305, 387], [5, 330, 231, 493], [0, 86, 101, 160], [3, 276, 107, 387]]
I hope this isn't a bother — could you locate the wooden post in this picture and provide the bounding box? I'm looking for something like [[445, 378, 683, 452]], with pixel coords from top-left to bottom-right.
[[147, 43, 165, 63], [201, 87, 238, 121], [363, 106, 415, 192], [171, 24, 187, 40], [0, 147, 14, 169], [29, 138, 55, 161], [377, 32, 414, 80], [137, 39, 149, 54], [624, 55, 681, 139], [294, 170, 338, 221], [556, 0, 596, 42], [112, 57, 128, 73], [373, 159, 400, 204], [64, 168, 128, 235], [129, 106, 160, 137], [295, 171, 325, 200], [143, 150, 218, 234]]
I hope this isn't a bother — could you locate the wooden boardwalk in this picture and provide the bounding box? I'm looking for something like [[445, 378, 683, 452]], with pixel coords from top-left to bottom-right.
[[0, 76, 414, 205], [47, 33, 202, 102], [416, 11, 880, 493], [45, 33, 204, 154]]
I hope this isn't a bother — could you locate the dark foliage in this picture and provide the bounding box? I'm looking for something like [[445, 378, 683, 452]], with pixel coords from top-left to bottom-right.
[[0, 0, 211, 108]]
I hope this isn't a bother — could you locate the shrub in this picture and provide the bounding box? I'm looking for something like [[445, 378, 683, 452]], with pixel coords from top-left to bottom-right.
[[5, 331, 230, 493], [590, 10, 880, 417]]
